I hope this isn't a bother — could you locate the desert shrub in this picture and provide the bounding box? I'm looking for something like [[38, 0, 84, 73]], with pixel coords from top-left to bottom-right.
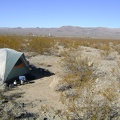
[[115, 60, 120, 81], [98, 43, 111, 51], [0, 35, 23, 51], [28, 36, 55, 54], [99, 50, 115, 60], [60, 47, 96, 89], [0, 35, 120, 53], [58, 49, 96, 119], [113, 44, 120, 54], [53, 37, 120, 54], [59, 47, 97, 101], [58, 47, 120, 120], [59, 78, 119, 119]]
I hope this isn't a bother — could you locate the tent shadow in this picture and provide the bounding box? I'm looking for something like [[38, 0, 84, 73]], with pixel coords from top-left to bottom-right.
[[25, 64, 55, 81]]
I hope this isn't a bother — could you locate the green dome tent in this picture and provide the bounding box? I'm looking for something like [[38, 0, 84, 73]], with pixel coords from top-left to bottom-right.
[[0, 48, 29, 85]]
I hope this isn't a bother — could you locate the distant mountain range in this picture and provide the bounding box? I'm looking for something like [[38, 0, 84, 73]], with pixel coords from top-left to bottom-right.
[[0, 26, 120, 39]]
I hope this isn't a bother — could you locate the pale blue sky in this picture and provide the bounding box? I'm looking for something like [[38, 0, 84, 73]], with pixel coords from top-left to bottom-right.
[[0, 0, 120, 28]]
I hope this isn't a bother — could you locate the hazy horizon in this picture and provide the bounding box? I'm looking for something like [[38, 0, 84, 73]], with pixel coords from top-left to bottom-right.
[[0, 25, 120, 29]]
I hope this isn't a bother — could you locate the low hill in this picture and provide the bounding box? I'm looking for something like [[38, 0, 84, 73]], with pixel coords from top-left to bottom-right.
[[0, 26, 120, 39]]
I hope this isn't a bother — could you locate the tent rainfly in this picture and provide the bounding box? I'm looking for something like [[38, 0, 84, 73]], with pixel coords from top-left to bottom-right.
[[0, 48, 29, 85]]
